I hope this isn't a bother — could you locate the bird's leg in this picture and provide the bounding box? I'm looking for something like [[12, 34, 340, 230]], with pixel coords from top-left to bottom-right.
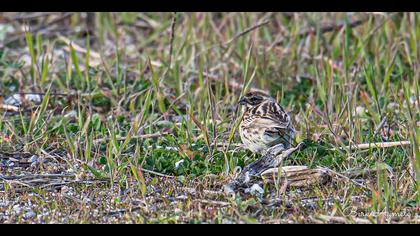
[[224, 142, 306, 194]]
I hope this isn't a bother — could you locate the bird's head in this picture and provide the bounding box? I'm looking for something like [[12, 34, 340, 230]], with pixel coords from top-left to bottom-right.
[[238, 91, 274, 108]]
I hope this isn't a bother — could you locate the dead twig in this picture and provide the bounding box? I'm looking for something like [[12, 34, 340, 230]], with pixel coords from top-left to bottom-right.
[[141, 168, 174, 178], [0, 104, 20, 112], [341, 141, 411, 151], [223, 20, 270, 47], [261, 165, 331, 188], [191, 198, 230, 207]]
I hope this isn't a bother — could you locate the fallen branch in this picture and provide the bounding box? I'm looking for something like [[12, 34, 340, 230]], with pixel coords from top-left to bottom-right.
[[341, 141, 411, 150], [261, 165, 331, 188], [224, 142, 306, 193]]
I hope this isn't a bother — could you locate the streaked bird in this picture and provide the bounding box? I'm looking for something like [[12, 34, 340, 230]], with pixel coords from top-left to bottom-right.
[[238, 91, 295, 154]]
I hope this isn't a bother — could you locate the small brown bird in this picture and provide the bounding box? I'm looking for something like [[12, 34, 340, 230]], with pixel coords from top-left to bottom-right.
[[238, 91, 295, 154]]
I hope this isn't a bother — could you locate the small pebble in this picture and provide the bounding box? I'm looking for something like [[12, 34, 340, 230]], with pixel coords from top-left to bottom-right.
[[24, 211, 36, 219], [175, 160, 184, 169], [12, 204, 22, 214], [245, 184, 264, 195], [29, 155, 39, 165]]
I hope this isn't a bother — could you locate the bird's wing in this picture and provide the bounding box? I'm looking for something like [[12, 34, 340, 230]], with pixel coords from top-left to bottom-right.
[[250, 101, 293, 144], [255, 101, 291, 129]]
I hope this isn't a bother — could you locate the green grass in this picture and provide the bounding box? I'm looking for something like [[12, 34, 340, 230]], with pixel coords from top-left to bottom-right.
[[0, 12, 419, 224]]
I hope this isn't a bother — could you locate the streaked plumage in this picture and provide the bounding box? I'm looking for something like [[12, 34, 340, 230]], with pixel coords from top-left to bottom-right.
[[238, 91, 295, 154]]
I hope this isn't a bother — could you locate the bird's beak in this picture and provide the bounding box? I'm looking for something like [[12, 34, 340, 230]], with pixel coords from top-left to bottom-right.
[[238, 97, 247, 105]]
